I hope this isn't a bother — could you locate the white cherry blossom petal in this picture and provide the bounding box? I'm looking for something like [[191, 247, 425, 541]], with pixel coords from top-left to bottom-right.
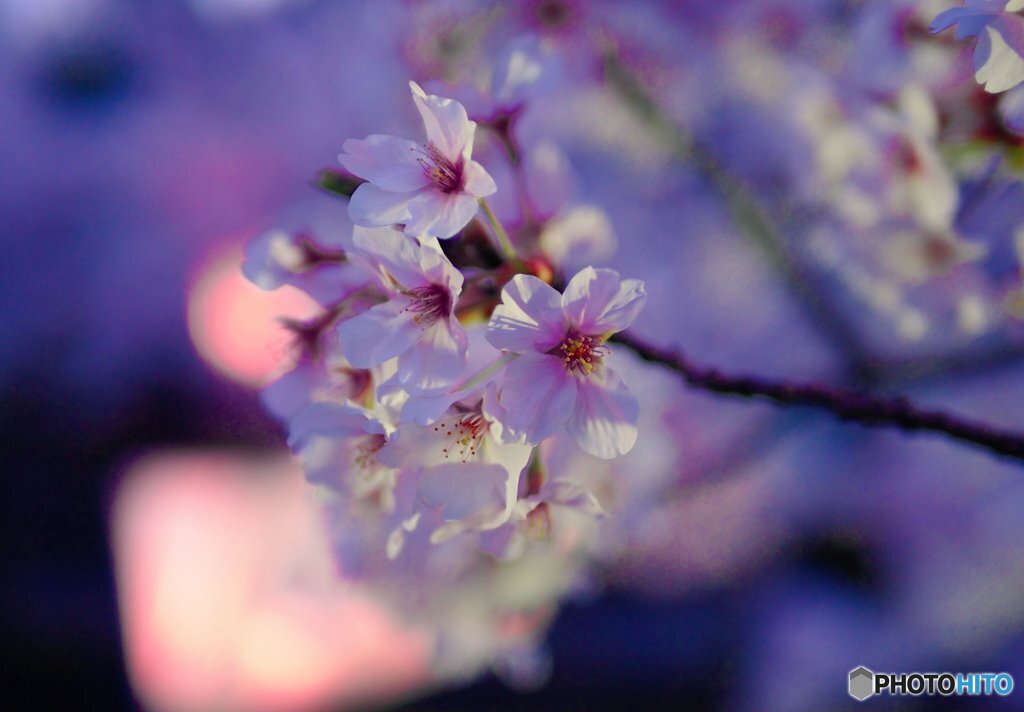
[[396, 320, 468, 392], [499, 353, 577, 444], [485, 439, 532, 524], [463, 160, 498, 197], [566, 366, 639, 459], [417, 462, 507, 522], [348, 182, 416, 227], [287, 401, 370, 449], [976, 19, 1024, 93], [486, 275, 566, 353], [338, 299, 422, 368], [405, 190, 481, 238], [339, 135, 431, 192], [561, 267, 647, 336], [352, 225, 434, 290], [286, 403, 390, 492], [410, 80, 475, 161], [417, 244, 465, 293]]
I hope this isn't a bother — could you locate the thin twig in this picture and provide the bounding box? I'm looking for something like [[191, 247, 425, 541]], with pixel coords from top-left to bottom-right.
[[612, 331, 1024, 463], [478, 197, 522, 266]]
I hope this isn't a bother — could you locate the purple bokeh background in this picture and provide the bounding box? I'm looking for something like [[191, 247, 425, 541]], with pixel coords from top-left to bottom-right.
[[4, 0, 1024, 709]]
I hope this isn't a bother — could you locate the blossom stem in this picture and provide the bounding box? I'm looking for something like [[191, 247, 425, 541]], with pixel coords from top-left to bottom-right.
[[456, 352, 519, 393], [478, 198, 521, 265], [612, 331, 1024, 463]]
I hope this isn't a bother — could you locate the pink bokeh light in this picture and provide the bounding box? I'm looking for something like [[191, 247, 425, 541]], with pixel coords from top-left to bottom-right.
[[111, 451, 432, 711], [187, 243, 320, 387]]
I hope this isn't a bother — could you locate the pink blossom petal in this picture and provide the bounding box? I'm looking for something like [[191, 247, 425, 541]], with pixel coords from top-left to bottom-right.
[[377, 422, 447, 470], [486, 275, 566, 353], [417, 245, 465, 294], [261, 363, 320, 421], [339, 135, 431, 192], [398, 390, 458, 425], [417, 463, 506, 522], [409, 81, 475, 162], [561, 267, 646, 336], [499, 353, 577, 444], [975, 16, 1024, 93], [405, 191, 480, 238], [463, 160, 497, 198], [352, 226, 434, 289], [396, 320, 468, 392], [287, 403, 381, 486], [484, 439, 531, 523], [399, 334, 504, 425], [348, 183, 415, 227], [287, 402, 370, 449], [481, 382, 510, 437], [542, 481, 606, 517], [337, 300, 421, 368], [567, 366, 639, 459], [931, 7, 988, 38]]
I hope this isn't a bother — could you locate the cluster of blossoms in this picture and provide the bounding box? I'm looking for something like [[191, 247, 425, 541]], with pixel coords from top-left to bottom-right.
[[244, 77, 657, 680], [238, 0, 1024, 692], [392, 0, 1024, 354]]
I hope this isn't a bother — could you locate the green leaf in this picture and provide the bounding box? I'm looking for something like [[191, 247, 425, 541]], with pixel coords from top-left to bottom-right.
[[315, 169, 363, 199]]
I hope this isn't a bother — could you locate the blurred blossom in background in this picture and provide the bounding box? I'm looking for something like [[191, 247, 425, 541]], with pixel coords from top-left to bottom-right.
[[3, 0, 1024, 710]]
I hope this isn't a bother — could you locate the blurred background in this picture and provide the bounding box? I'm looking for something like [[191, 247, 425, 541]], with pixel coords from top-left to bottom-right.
[[4, 0, 1024, 709]]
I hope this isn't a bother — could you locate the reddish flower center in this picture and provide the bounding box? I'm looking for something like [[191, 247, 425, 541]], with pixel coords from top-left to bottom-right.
[[415, 142, 463, 193], [433, 403, 489, 462], [353, 433, 386, 472], [403, 283, 451, 326], [557, 333, 607, 375]]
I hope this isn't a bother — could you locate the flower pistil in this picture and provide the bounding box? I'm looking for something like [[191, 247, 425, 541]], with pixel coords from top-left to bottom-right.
[[414, 142, 464, 193], [403, 283, 453, 326], [555, 332, 608, 375]]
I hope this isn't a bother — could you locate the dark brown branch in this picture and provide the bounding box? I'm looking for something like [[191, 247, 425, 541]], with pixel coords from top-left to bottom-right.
[[612, 331, 1024, 463]]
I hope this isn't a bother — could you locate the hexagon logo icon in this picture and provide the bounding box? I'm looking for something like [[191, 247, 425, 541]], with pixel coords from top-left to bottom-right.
[[849, 666, 874, 701]]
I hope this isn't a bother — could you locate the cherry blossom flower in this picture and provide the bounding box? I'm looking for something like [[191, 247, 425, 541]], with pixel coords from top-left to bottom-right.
[[261, 347, 373, 422], [242, 229, 366, 306], [287, 402, 397, 509], [338, 226, 468, 392], [485, 267, 646, 459], [478, 475, 606, 561], [339, 82, 497, 238], [931, 0, 1024, 93], [378, 383, 533, 556]]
